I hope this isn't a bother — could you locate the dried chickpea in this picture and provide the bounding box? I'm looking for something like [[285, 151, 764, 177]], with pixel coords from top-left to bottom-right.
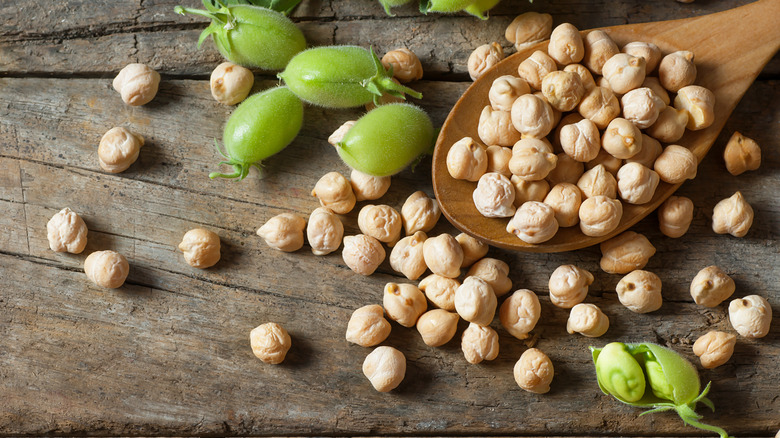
[[599, 231, 656, 274], [517, 50, 557, 90], [447, 137, 488, 181], [401, 191, 441, 235], [690, 265, 735, 308], [456, 233, 489, 268], [712, 191, 753, 238], [346, 304, 392, 347], [350, 169, 391, 201], [419, 274, 459, 311], [389, 231, 428, 280], [658, 196, 694, 238], [478, 106, 522, 147], [626, 134, 662, 168], [46, 207, 88, 254], [312, 171, 356, 214], [358, 204, 402, 246], [416, 309, 459, 347], [422, 233, 464, 278], [621, 87, 666, 129], [250, 322, 291, 364], [328, 120, 356, 146], [616, 270, 663, 313], [554, 113, 584, 149], [474, 172, 516, 218], [586, 148, 623, 176], [622, 41, 662, 74], [548, 23, 584, 65], [112, 63, 160, 106], [505, 12, 553, 51], [729, 295, 772, 338], [567, 303, 609, 337], [98, 127, 144, 173], [654, 145, 697, 184], [384, 282, 427, 327], [342, 234, 386, 276], [363, 346, 406, 392], [646, 106, 689, 143], [579, 196, 623, 237], [675, 85, 716, 131], [511, 176, 550, 207], [507, 201, 559, 244], [257, 213, 306, 252], [560, 118, 600, 163], [548, 264, 593, 308], [602, 53, 646, 94], [454, 276, 497, 325], [513, 348, 554, 394], [486, 145, 513, 177], [693, 331, 736, 369], [533, 91, 562, 127], [723, 131, 761, 176], [84, 250, 129, 289], [582, 30, 619, 75], [546, 154, 584, 186], [466, 257, 512, 297], [178, 228, 221, 268], [642, 76, 670, 105], [509, 139, 558, 181], [510, 94, 555, 139], [499, 289, 541, 340], [541, 71, 585, 112], [616, 162, 660, 205], [659, 51, 696, 92], [461, 323, 499, 364], [577, 164, 617, 199], [381, 48, 423, 83], [564, 64, 596, 92], [307, 207, 344, 256], [544, 182, 582, 228], [602, 118, 643, 159], [578, 86, 621, 129], [210, 62, 254, 105], [468, 42, 504, 81], [489, 75, 531, 112]]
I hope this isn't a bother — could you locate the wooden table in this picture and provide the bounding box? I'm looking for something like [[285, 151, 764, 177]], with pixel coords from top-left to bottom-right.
[[1, 0, 777, 436]]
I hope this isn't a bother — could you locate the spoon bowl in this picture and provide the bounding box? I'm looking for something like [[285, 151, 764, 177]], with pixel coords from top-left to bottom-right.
[[432, 0, 780, 252]]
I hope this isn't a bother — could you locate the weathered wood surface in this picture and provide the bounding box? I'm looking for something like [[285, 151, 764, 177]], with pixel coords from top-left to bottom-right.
[[1, 0, 779, 436]]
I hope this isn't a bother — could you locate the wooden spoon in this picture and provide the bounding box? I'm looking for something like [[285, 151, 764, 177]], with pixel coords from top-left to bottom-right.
[[432, 0, 780, 253]]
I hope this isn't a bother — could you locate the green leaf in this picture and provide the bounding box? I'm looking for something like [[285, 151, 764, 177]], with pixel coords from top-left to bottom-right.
[[205, 0, 302, 14], [197, 21, 222, 48], [419, 0, 432, 13]]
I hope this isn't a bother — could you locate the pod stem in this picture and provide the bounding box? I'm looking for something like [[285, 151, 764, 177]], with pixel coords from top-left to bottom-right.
[[639, 383, 730, 438], [362, 47, 423, 105]]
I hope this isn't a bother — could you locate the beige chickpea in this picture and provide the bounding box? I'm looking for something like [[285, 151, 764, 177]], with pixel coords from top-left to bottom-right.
[[622, 41, 662, 74], [729, 295, 772, 338], [534, 91, 563, 128], [505, 12, 553, 51], [346, 304, 392, 347], [461, 323, 500, 364], [567, 303, 609, 337], [564, 64, 596, 92], [577, 164, 617, 199], [653, 145, 698, 184], [389, 231, 428, 280], [554, 112, 584, 151], [416, 309, 459, 347], [517, 51, 557, 91], [84, 250, 129, 289], [381, 48, 423, 83], [599, 231, 656, 274], [579, 196, 623, 237], [659, 51, 697, 92], [312, 171, 356, 214], [350, 169, 391, 201], [548, 23, 584, 65], [547, 154, 584, 187], [642, 76, 671, 105], [456, 233, 489, 268], [418, 274, 460, 311], [675, 85, 716, 131], [690, 265, 735, 307], [358, 204, 402, 246], [509, 140, 558, 181], [586, 148, 623, 176], [602, 118, 643, 160], [47, 207, 88, 254], [383, 282, 427, 327], [422, 233, 464, 278], [328, 120, 356, 146], [541, 71, 585, 112], [646, 106, 688, 143], [602, 53, 646, 95], [454, 276, 497, 325], [178, 228, 221, 268], [548, 264, 593, 308], [511, 176, 550, 207], [616, 270, 663, 313], [616, 162, 660, 205], [307, 207, 344, 256], [621, 87, 666, 129], [578, 86, 621, 129], [489, 75, 531, 112], [712, 191, 754, 238], [693, 331, 737, 369], [474, 172, 516, 218], [723, 131, 761, 176], [544, 182, 582, 227], [478, 106, 522, 147], [560, 118, 600, 163], [626, 134, 662, 168], [499, 289, 541, 340], [257, 213, 306, 252], [511, 94, 555, 139], [112, 63, 160, 106], [363, 346, 406, 392], [468, 42, 504, 81], [513, 348, 554, 394], [582, 30, 619, 75], [447, 137, 488, 181], [507, 201, 559, 244], [401, 191, 441, 235], [658, 195, 694, 238], [342, 234, 386, 276], [250, 322, 291, 364], [98, 127, 144, 173], [486, 145, 513, 177], [466, 257, 512, 297], [210, 62, 254, 105]]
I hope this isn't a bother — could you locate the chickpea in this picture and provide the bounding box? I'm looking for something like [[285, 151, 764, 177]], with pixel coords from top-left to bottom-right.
[[567, 303, 609, 337], [46, 207, 88, 254], [454, 276, 497, 325], [533, 91, 562, 127], [98, 127, 144, 173], [723, 131, 761, 176], [328, 120, 356, 146], [383, 282, 427, 327], [554, 113, 584, 149], [509, 140, 558, 181], [541, 71, 585, 112], [616, 162, 660, 205], [577, 164, 617, 199], [350, 169, 391, 201], [249, 322, 291, 364], [466, 257, 512, 297], [506, 201, 559, 244], [653, 145, 698, 184], [401, 190, 441, 235], [690, 265, 735, 308], [468, 42, 505, 81], [84, 250, 129, 289], [674, 85, 716, 131], [564, 64, 596, 92], [178, 228, 221, 268], [257, 213, 306, 252], [658, 195, 694, 238], [646, 106, 689, 143], [474, 172, 516, 218], [312, 171, 356, 214], [546, 154, 584, 187], [112, 63, 160, 106], [658, 51, 697, 92], [544, 182, 582, 228], [511, 176, 550, 207], [499, 289, 541, 340], [582, 30, 619, 75], [577, 86, 621, 129], [346, 304, 392, 347], [416, 309, 459, 347], [510, 94, 555, 139], [642, 76, 670, 105], [505, 12, 553, 51], [622, 41, 662, 74], [626, 134, 662, 168], [485, 145, 513, 177], [729, 295, 772, 338], [513, 348, 554, 394], [456, 233, 489, 268], [461, 323, 500, 364], [517, 50, 557, 90], [422, 233, 464, 278], [389, 231, 428, 280], [693, 331, 737, 369], [548, 264, 593, 308], [447, 137, 488, 181], [381, 48, 423, 83], [363, 346, 406, 392], [602, 53, 646, 95], [560, 118, 600, 163], [602, 118, 643, 160], [599, 231, 656, 274], [579, 196, 623, 237], [616, 270, 663, 313], [548, 23, 584, 65], [210, 62, 254, 105], [586, 148, 623, 176], [418, 274, 459, 311], [712, 191, 754, 238], [621, 87, 666, 129], [478, 105, 522, 147], [358, 204, 402, 246], [489, 75, 531, 112], [342, 234, 386, 276], [307, 207, 344, 256]]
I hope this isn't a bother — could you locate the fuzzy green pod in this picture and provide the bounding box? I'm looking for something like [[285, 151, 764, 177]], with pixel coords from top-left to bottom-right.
[[378, 0, 414, 15], [421, 0, 477, 13], [463, 0, 501, 19]]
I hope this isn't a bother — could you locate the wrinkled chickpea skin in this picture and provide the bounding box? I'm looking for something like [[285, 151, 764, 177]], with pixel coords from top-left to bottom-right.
[[675, 85, 715, 131], [729, 295, 772, 338], [577, 164, 617, 199], [560, 118, 600, 163], [47, 207, 88, 254], [642, 76, 670, 105], [381, 48, 423, 83], [616, 270, 663, 313], [489, 75, 530, 112], [312, 171, 356, 214], [499, 289, 541, 340], [602, 118, 643, 160], [363, 346, 406, 392], [456, 233, 489, 268], [548, 23, 584, 65], [447, 137, 488, 182], [616, 162, 660, 205], [307, 207, 344, 256], [423, 234, 464, 279], [659, 51, 696, 93], [257, 213, 306, 252], [461, 323, 499, 364], [350, 169, 391, 201], [466, 257, 512, 297], [658, 196, 694, 238], [646, 106, 688, 143], [544, 182, 583, 228], [511, 94, 555, 139], [517, 50, 557, 91], [509, 140, 558, 181], [654, 145, 697, 184], [346, 304, 391, 347], [599, 231, 656, 274], [586, 148, 623, 176], [250, 322, 291, 364], [178, 228, 221, 268], [548, 264, 593, 308], [328, 120, 356, 146], [98, 127, 144, 173], [383, 282, 427, 327], [693, 331, 736, 369], [712, 191, 753, 238], [723, 131, 761, 176], [564, 64, 596, 92], [566, 303, 609, 337], [342, 234, 385, 276], [113, 63, 160, 106], [579, 196, 623, 237], [485, 145, 513, 177], [541, 71, 585, 112], [690, 265, 735, 307], [627, 134, 662, 168], [582, 30, 619, 75], [478, 106, 522, 147], [389, 231, 428, 280], [511, 176, 550, 207], [84, 250, 129, 289], [547, 153, 584, 187], [357, 204, 402, 246], [473, 172, 516, 218], [514, 348, 554, 394], [416, 309, 459, 347], [578, 86, 621, 129], [602, 53, 646, 95], [468, 42, 505, 81], [401, 190, 441, 235], [506, 201, 559, 244], [418, 274, 460, 311], [621, 87, 666, 129], [505, 12, 553, 51], [210, 62, 254, 105], [454, 276, 497, 325], [622, 41, 662, 73]]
